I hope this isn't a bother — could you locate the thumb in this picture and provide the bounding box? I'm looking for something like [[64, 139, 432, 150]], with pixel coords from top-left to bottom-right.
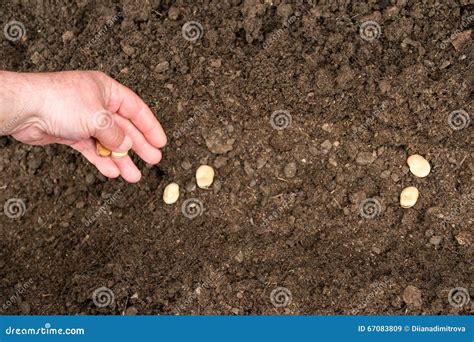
[[91, 110, 132, 152]]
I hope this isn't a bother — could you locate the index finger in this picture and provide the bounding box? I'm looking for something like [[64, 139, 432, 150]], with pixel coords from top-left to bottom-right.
[[108, 78, 167, 148]]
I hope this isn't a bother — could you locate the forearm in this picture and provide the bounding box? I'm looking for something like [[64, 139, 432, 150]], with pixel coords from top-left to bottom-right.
[[0, 71, 41, 135]]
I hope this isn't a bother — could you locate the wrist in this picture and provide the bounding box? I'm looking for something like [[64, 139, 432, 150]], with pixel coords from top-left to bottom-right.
[[0, 71, 43, 135]]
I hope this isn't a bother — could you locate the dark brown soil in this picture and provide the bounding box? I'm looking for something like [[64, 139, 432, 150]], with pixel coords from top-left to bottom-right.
[[0, 0, 472, 315]]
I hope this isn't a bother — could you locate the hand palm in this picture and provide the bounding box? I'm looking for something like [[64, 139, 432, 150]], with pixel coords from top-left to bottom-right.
[[11, 71, 166, 183]]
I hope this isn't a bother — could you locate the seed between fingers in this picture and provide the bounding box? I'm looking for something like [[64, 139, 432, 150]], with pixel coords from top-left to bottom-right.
[[95, 140, 128, 158], [96, 141, 111, 156]]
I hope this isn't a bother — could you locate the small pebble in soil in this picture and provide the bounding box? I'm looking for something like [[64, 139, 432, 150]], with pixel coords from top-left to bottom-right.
[[407, 154, 431, 178], [155, 61, 169, 73], [284, 162, 297, 178], [356, 151, 377, 165], [181, 160, 192, 170], [321, 123, 333, 132], [400, 186, 419, 208], [85, 173, 96, 185], [213, 179, 222, 193], [163, 183, 180, 204], [234, 250, 244, 263], [328, 158, 337, 167], [320, 139, 332, 153], [185, 181, 196, 192], [402, 285, 422, 307], [243, 161, 254, 176], [121, 44, 135, 56], [391, 172, 400, 182], [380, 170, 391, 179], [371, 246, 382, 254], [124, 307, 138, 315], [455, 231, 470, 246], [62, 30, 74, 43], [196, 165, 215, 189], [28, 158, 42, 171], [256, 158, 266, 169], [213, 156, 228, 169], [203, 128, 234, 154], [424, 229, 434, 237], [168, 6, 180, 20], [429, 235, 443, 246]]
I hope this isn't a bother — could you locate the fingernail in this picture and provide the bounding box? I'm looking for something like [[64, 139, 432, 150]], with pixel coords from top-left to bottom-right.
[[117, 136, 132, 152]]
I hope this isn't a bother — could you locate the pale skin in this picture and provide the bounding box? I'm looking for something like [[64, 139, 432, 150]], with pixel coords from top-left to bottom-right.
[[0, 70, 167, 183]]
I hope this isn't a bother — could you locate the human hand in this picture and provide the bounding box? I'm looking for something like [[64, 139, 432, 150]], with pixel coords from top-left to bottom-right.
[[0, 71, 166, 183]]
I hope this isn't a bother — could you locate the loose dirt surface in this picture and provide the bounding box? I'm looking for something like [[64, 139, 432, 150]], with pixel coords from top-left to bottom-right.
[[0, 0, 472, 315]]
